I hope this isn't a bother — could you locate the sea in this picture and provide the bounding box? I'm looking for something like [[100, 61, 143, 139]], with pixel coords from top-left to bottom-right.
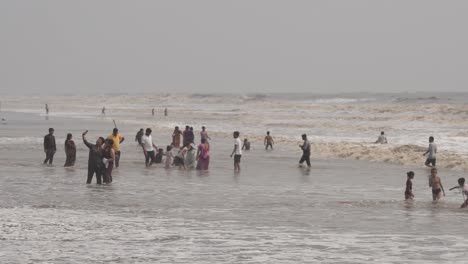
[[0, 92, 468, 263]]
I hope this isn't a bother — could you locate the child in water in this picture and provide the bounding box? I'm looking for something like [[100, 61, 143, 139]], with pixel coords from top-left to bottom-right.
[[242, 138, 250, 151], [165, 145, 174, 169], [449, 178, 468, 208], [429, 168, 445, 201], [155, 148, 164, 163], [405, 171, 415, 200]]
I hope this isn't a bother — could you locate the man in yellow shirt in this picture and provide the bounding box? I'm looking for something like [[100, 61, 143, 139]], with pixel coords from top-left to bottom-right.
[[108, 128, 125, 168]]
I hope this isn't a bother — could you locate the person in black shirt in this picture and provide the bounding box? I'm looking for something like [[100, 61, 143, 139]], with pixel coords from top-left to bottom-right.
[[299, 134, 311, 167], [82, 130, 105, 184], [43, 128, 56, 165], [135, 128, 144, 144]]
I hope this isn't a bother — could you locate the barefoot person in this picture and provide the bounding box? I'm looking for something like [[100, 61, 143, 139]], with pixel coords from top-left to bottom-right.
[[230, 131, 242, 172], [43, 128, 56, 165], [140, 128, 157, 167], [264, 131, 274, 150], [423, 136, 437, 168], [107, 128, 124, 168], [429, 168, 445, 201], [82, 131, 105, 184], [299, 134, 311, 167], [405, 171, 415, 200], [64, 133, 76, 167], [449, 178, 468, 208]]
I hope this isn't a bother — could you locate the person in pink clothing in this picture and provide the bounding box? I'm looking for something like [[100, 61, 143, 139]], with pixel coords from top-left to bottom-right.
[[196, 138, 210, 170]]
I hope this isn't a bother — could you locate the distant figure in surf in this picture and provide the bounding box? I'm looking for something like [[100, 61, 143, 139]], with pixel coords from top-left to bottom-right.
[[182, 126, 190, 146], [64, 133, 76, 167], [375, 131, 388, 144], [423, 136, 437, 168], [135, 128, 144, 145], [172, 126, 182, 148], [82, 130, 105, 184], [101, 106, 106, 115], [43, 128, 56, 165], [107, 128, 125, 168], [264, 131, 274, 150], [200, 126, 211, 143], [164, 108, 168, 116], [45, 104, 49, 115], [242, 138, 251, 151], [189, 127, 195, 144], [299, 134, 311, 167], [449, 178, 468, 208], [152, 108, 155, 116], [405, 171, 415, 200], [429, 167, 445, 201], [230, 131, 242, 172]]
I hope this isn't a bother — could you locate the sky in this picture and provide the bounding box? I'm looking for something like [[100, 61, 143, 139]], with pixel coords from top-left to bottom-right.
[[1, 0, 468, 95]]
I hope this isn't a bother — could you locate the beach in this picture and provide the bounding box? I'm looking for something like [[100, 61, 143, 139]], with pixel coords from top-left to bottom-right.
[[1, 94, 468, 263]]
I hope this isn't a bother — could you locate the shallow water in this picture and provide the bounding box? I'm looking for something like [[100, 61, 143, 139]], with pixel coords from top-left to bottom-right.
[[1, 112, 468, 263]]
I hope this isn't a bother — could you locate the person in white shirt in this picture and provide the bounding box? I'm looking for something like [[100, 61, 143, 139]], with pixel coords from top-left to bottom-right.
[[140, 128, 157, 167], [423, 136, 437, 168], [375, 131, 388, 144], [230, 131, 242, 172], [449, 178, 468, 208]]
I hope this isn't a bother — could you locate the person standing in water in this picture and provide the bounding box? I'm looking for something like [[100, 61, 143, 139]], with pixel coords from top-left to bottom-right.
[[449, 178, 468, 208], [405, 171, 415, 200], [82, 131, 105, 184], [64, 133, 76, 167], [264, 131, 274, 150], [172, 126, 182, 148], [164, 108, 168, 116], [423, 136, 437, 168], [165, 145, 174, 169], [101, 106, 106, 115], [429, 167, 445, 201], [200, 126, 211, 143], [135, 128, 144, 145], [43, 128, 56, 165], [242, 138, 251, 151], [196, 138, 210, 170], [230, 131, 242, 172], [102, 139, 115, 183], [185, 144, 196, 169], [299, 134, 311, 167], [107, 128, 125, 168], [140, 128, 158, 167], [45, 104, 49, 115], [375, 131, 388, 144], [182, 126, 190, 146]]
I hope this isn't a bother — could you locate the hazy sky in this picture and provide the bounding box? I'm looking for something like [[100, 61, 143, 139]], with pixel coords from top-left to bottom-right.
[[1, 1, 468, 95]]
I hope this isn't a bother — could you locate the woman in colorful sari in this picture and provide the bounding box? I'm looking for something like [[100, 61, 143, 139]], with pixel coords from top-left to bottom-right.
[[64, 133, 76, 167], [196, 138, 210, 170]]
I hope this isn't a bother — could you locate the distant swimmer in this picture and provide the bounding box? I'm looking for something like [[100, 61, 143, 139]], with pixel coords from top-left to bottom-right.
[[375, 131, 388, 144], [164, 108, 168, 116], [429, 168, 445, 201], [107, 128, 125, 168], [449, 178, 468, 208], [135, 128, 144, 145], [230, 131, 242, 172], [264, 131, 274, 150], [101, 106, 106, 115], [152, 108, 155, 116], [43, 128, 56, 165], [64, 133, 76, 167], [242, 138, 250, 151], [405, 171, 415, 200], [423, 136, 437, 168], [45, 104, 49, 115], [299, 134, 311, 167]]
